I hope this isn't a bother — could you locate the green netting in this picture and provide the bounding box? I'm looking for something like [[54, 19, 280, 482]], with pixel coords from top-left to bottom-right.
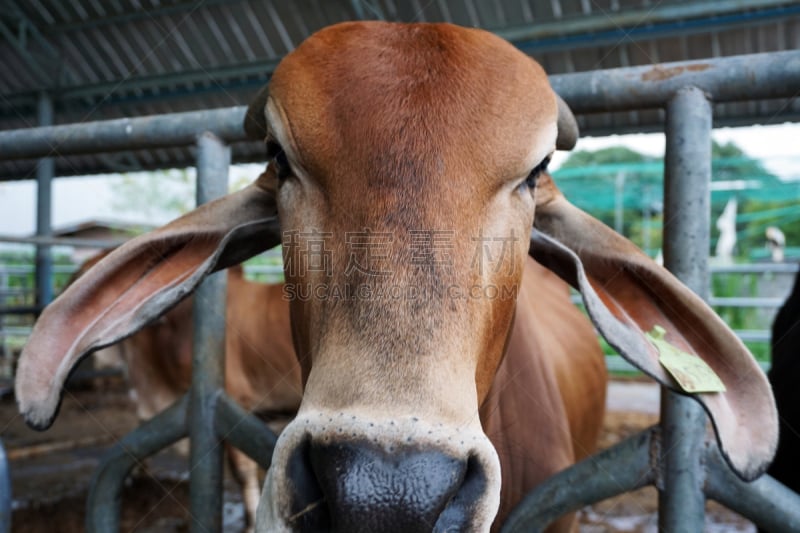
[[552, 157, 800, 213]]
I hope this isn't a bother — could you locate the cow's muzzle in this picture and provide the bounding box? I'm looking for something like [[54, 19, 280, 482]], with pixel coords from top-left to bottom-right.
[[258, 412, 501, 532]]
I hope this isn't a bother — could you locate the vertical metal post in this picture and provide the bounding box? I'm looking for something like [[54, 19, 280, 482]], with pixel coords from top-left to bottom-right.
[[35, 92, 54, 311], [189, 132, 230, 533], [659, 86, 712, 531], [0, 439, 10, 533]]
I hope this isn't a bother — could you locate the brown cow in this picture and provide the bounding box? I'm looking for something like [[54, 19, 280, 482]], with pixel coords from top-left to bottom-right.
[[71, 256, 301, 531], [17, 21, 777, 532]]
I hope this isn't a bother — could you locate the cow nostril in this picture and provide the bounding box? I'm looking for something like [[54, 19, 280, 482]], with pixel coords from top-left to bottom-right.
[[284, 436, 331, 530], [434, 454, 490, 532], [307, 440, 469, 533]]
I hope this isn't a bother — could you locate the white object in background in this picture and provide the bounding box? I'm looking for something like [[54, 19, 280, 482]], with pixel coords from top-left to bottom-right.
[[715, 197, 738, 264], [766, 226, 786, 263]]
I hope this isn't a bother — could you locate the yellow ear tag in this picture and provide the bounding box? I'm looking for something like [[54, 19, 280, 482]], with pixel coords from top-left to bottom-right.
[[646, 325, 726, 394]]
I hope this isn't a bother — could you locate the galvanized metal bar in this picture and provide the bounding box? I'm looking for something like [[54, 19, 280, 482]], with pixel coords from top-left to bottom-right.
[[0, 234, 128, 248], [0, 106, 248, 160], [732, 330, 772, 343], [188, 132, 230, 533], [709, 296, 786, 308], [659, 86, 713, 532], [0, 439, 10, 533], [549, 50, 800, 114], [501, 427, 658, 532], [0, 307, 39, 316], [663, 86, 713, 299], [711, 263, 800, 275], [35, 92, 54, 311], [0, 265, 76, 275], [87, 394, 189, 533], [2, 52, 799, 163], [214, 392, 278, 471], [704, 443, 800, 532]]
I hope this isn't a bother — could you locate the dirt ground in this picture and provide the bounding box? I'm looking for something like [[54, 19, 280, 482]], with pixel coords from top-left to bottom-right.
[[0, 379, 755, 532]]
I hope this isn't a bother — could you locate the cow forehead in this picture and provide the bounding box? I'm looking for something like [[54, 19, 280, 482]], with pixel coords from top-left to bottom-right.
[[268, 21, 557, 187]]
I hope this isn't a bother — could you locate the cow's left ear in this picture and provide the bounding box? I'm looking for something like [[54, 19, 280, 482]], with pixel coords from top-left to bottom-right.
[[530, 173, 777, 482], [15, 172, 281, 431]]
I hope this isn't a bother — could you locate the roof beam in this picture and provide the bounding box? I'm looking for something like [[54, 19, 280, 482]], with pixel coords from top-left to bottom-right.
[[0, 57, 281, 115], [499, 0, 799, 52], [1, 1, 798, 115], [497, 0, 796, 42], [0, 2, 78, 87], [50, 0, 248, 33], [349, 0, 385, 20], [58, 58, 282, 101], [1, 2, 60, 57], [0, 18, 53, 87]]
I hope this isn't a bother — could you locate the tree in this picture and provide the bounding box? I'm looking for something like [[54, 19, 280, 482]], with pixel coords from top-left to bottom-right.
[[110, 165, 257, 223], [554, 140, 795, 260], [110, 168, 195, 222]]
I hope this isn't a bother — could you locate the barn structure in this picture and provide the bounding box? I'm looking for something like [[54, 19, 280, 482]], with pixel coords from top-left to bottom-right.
[[1, 1, 800, 532]]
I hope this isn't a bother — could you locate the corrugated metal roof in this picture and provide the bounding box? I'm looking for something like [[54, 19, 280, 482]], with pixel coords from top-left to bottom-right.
[[1, 0, 799, 180]]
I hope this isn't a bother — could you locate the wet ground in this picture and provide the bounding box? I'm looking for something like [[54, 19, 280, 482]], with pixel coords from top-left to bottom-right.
[[1, 378, 755, 532]]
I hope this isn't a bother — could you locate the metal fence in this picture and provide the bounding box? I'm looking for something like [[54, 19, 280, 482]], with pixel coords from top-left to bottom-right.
[[0, 49, 799, 531]]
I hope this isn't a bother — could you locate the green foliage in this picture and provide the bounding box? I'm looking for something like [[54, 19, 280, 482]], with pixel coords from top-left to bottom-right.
[[554, 140, 799, 259], [243, 251, 285, 283], [111, 168, 195, 220], [0, 250, 75, 311], [559, 146, 658, 169], [712, 272, 759, 328]]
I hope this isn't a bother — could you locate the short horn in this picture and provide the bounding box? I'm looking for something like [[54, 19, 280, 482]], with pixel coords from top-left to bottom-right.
[[244, 83, 270, 141], [555, 93, 578, 151]]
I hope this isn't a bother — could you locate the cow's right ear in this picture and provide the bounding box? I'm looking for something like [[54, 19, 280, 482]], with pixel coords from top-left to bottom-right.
[[530, 173, 777, 483], [15, 172, 281, 430]]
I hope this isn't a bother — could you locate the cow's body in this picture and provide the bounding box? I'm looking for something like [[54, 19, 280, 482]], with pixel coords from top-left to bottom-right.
[[767, 267, 800, 493], [121, 267, 300, 421], [482, 258, 606, 529]]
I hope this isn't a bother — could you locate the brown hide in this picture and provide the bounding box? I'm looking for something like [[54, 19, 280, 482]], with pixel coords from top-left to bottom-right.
[[482, 258, 606, 530], [123, 266, 301, 421]]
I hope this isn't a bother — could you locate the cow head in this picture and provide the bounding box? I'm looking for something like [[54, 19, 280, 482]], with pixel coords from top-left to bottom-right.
[[240, 22, 581, 531], [15, 21, 776, 533]]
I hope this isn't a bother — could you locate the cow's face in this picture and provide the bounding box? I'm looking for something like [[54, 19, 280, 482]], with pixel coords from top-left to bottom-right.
[[249, 22, 565, 532]]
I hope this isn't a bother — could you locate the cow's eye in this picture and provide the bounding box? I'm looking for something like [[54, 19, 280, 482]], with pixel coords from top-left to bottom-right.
[[524, 155, 551, 189], [267, 141, 291, 180]]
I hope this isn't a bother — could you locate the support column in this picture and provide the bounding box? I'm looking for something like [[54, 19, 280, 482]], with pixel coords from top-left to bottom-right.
[[659, 86, 712, 532], [189, 132, 231, 533], [0, 439, 9, 533], [35, 92, 54, 311]]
